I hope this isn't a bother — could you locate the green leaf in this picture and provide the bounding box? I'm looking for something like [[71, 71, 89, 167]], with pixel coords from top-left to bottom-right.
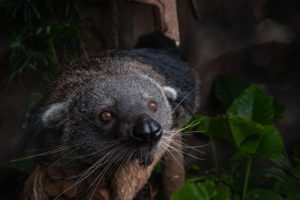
[[215, 185, 231, 200], [255, 126, 283, 158], [228, 117, 283, 158], [214, 76, 249, 107], [185, 114, 210, 133], [171, 180, 231, 200], [229, 116, 262, 153], [170, 181, 210, 200], [203, 181, 215, 197], [206, 115, 233, 143], [228, 86, 275, 125], [245, 189, 284, 200], [190, 114, 233, 143]]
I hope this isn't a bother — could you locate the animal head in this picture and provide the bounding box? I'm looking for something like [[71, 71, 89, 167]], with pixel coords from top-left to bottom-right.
[[38, 56, 178, 168]]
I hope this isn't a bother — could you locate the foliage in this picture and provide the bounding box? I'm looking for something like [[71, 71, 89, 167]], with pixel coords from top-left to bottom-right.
[[0, 0, 83, 84], [265, 153, 300, 200], [173, 76, 291, 200], [214, 76, 249, 108], [245, 189, 284, 200], [191, 81, 284, 160], [171, 179, 231, 200]]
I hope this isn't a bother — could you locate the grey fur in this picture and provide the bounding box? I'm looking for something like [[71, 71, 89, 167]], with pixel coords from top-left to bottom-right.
[[23, 49, 200, 197], [42, 102, 66, 128]]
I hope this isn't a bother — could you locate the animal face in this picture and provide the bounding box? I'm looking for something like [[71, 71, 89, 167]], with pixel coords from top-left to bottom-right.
[[41, 72, 177, 167]]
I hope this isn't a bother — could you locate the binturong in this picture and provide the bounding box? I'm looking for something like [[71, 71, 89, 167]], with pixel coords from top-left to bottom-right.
[[21, 47, 200, 200]]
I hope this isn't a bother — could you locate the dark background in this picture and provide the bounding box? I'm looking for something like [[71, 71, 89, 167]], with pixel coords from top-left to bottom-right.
[[0, 0, 299, 169]]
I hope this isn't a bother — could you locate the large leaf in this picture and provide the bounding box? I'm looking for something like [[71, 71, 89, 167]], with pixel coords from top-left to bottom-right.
[[228, 86, 275, 125], [229, 116, 262, 149], [191, 115, 283, 158], [186, 114, 210, 133], [215, 185, 231, 200], [170, 181, 231, 200], [170, 181, 210, 200], [229, 117, 283, 158], [207, 115, 233, 143], [190, 115, 233, 143], [214, 76, 249, 107], [245, 189, 284, 200], [255, 126, 283, 158]]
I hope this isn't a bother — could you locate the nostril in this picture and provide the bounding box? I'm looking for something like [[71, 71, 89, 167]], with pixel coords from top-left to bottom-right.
[[148, 120, 162, 142], [131, 116, 162, 144], [148, 120, 161, 135], [130, 129, 144, 141], [131, 122, 150, 141]]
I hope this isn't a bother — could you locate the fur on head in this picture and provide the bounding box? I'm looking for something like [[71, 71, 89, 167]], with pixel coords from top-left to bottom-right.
[[23, 51, 199, 199], [33, 53, 181, 170]]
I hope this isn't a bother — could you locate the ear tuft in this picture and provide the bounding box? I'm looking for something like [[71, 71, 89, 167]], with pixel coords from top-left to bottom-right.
[[163, 86, 177, 101], [42, 103, 66, 128]]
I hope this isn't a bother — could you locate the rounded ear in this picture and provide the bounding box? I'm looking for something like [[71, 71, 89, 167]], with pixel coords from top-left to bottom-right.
[[163, 86, 178, 101], [42, 102, 66, 128]]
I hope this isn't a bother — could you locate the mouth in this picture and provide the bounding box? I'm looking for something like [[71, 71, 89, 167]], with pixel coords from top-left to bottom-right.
[[135, 146, 155, 166], [123, 112, 166, 167], [128, 141, 159, 167]]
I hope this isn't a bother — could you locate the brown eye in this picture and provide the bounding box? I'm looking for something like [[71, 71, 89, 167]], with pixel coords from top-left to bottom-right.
[[148, 101, 158, 112], [99, 111, 113, 123]]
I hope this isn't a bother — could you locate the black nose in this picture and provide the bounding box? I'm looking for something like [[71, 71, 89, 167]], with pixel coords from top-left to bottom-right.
[[131, 114, 162, 144]]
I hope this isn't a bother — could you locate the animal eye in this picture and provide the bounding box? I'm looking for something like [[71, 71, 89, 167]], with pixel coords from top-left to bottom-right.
[[99, 111, 113, 123], [148, 101, 158, 112]]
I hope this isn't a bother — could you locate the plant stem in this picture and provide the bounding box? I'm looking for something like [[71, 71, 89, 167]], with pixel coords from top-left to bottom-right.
[[210, 136, 219, 170], [242, 157, 252, 200]]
